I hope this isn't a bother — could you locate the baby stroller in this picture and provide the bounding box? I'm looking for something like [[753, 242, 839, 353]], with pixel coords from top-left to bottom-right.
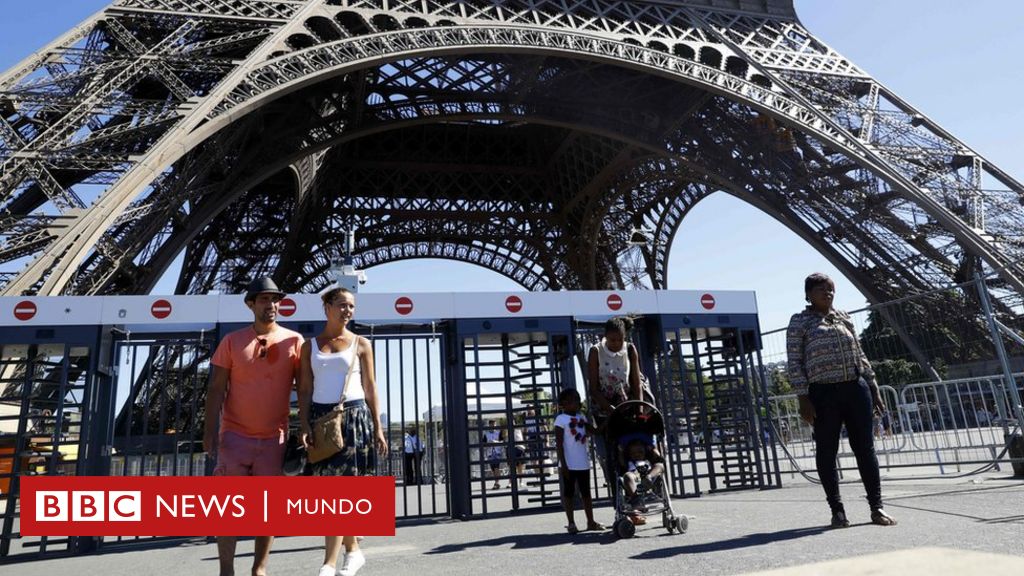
[[606, 400, 688, 539]]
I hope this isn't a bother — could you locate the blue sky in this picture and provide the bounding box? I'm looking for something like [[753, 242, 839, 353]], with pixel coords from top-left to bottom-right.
[[1, 1, 1021, 332]]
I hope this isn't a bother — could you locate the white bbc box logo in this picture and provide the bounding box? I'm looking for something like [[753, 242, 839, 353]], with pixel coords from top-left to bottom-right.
[[36, 491, 142, 522]]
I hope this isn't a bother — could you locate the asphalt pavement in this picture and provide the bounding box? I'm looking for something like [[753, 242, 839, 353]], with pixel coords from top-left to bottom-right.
[[4, 473, 1023, 576]]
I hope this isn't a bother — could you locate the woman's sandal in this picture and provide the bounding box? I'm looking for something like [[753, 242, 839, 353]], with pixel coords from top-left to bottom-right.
[[870, 509, 897, 526], [566, 523, 579, 534], [586, 521, 607, 531], [830, 510, 850, 528]]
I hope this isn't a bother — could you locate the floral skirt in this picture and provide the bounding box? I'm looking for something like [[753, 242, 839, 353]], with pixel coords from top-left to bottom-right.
[[310, 400, 376, 477]]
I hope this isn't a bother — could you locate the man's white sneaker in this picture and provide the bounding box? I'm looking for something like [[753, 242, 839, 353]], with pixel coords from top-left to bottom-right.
[[318, 564, 336, 576], [338, 550, 365, 576]]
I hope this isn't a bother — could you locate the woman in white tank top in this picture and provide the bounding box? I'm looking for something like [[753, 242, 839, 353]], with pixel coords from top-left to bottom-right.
[[587, 316, 642, 488], [588, 317, 642, 421], [310, 332, 363, 404], [298, 287, 387, 576]]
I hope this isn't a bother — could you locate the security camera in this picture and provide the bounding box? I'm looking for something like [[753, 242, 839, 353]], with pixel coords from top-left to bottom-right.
[[358, 270, 368, 285]]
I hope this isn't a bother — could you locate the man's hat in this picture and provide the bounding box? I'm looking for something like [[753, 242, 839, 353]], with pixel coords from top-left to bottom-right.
[[244, 276, 286, 302]]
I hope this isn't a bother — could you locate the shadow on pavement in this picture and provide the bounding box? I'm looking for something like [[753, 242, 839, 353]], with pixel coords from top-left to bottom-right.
[[426, 530, 612, 554], [202, 544, 325, 561], [631, 526, 829, 559]]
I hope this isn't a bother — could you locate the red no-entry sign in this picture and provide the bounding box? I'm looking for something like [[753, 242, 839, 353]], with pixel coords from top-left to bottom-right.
[[278, 298, 296, 317], [151, 299, 173, 319], [394, 296, 414, 316], [505, 295, 523, 313], [606, 294, 623, 311], [14, 301, 36, 321], [701, 293, 716, 310]]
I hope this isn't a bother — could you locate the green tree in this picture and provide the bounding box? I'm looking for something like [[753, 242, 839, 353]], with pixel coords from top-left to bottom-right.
[[766, 362, 792, 395], [870, 358, 930, 388], [858, 291, 994, 375]]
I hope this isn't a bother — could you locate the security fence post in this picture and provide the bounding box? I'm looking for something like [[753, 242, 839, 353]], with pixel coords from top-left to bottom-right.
[[975, 274, 1024, 476]]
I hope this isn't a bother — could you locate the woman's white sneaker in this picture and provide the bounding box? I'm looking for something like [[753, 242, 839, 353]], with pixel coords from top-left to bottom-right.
[[338, 550, 365, 576], [318, 564, 336, 576]]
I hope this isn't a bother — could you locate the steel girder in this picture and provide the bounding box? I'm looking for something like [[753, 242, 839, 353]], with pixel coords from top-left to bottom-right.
[[0, 1, 1020, 339], [62, 54, 709, 294]]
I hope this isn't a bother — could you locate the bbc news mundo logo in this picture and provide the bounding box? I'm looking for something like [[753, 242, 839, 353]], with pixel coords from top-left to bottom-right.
[[36, 491, 142, 522], [22, 476, 395, 536]]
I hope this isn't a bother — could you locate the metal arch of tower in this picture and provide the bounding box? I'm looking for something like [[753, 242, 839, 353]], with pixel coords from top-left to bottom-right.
[[65, 56, 715, 295], [182, 1, 1024, 291], [0, 0, 1022, 326], [0, 58, 1015, 301], [99, 88, 717, 295]]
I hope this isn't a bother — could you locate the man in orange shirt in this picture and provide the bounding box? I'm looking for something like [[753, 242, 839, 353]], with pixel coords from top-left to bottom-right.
[[203, 277, 303, 576]]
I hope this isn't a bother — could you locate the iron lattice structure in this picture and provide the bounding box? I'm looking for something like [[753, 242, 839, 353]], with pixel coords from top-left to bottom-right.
[[2, 0, 1023, 361]]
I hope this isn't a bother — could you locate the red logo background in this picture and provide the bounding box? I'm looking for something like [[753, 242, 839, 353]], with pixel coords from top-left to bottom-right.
[[21, 476, 395, 537]]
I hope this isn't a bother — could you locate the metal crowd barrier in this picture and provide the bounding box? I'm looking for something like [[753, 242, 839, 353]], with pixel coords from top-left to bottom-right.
[[767, 373, 1023, 476]]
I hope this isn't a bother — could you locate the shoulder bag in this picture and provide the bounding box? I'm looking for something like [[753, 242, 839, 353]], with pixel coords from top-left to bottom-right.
[[308, 336, 361, 464]]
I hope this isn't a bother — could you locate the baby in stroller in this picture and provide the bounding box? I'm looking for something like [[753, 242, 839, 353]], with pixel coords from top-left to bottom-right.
[[621, 436, 665, 514], [607, 400, 687, 539]]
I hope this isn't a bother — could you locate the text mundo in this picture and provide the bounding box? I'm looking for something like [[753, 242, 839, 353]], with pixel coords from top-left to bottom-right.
[[286, 498, 373, 515], [36, 492, 374, 520]]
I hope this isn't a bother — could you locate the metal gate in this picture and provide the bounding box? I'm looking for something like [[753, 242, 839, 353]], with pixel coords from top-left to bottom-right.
[[0, 327, 99, 559], [99, 332, 213, 550], [108, 323, 455, 523], [451, 318, 574, 517], [572, 319, 663, 499], [356, 325, 449, 519], [653, 318, 780, 496], [0, 290, 774, 562]]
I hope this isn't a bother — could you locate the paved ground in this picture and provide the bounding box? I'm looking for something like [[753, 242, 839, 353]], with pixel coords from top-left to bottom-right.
[[4, 473, 1023, 576]]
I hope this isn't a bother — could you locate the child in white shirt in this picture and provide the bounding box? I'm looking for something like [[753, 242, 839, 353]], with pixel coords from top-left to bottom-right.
[[554, 388, 606, 534]]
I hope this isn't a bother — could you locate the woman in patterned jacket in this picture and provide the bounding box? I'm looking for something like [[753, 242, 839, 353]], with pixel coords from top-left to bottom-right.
[[786, 272, 897, 529]]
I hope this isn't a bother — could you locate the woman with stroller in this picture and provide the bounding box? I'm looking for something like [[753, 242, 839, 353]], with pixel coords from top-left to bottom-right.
[[588, 317, 643, 487]]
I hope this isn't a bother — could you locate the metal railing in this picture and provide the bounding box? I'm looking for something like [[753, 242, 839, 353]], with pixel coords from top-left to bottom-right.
[[760, 277, 1024, 391], [766, 374, 1023, 477]]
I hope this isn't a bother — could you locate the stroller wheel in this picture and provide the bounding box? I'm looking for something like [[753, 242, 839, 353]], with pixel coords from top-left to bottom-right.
[[614, 518, 636, 539], [674, 515, 688, 534]]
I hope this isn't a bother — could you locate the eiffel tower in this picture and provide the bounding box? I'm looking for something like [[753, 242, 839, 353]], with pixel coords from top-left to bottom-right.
[[1, 1, 1022, 351]]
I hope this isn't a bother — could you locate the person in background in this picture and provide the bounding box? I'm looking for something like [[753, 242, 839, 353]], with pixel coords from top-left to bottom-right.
[[975, 404, 993, 427], [511, 421, 528, 488], [524, 407, 545, 459], [483, 419, 503, 489], [403, 427, 424, 485], [786, 272, 897, 529]]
